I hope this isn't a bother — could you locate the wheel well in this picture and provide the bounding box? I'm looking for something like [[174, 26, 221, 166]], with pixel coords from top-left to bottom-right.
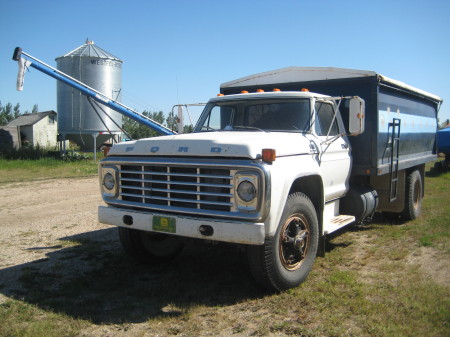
[[289, 175, 324, 232]]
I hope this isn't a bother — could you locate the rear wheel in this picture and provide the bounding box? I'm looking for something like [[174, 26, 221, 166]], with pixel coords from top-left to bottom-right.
[[118, 227, 184, 264], [401, 170, 423, 221], [247, 193, 319, 291]]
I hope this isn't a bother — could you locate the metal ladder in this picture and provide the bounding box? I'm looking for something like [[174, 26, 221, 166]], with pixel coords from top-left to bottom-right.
[[389, 118, 401, 202]]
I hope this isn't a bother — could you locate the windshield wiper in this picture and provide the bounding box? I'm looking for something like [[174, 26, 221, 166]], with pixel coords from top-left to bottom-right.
[[232, 125, 267, 132]]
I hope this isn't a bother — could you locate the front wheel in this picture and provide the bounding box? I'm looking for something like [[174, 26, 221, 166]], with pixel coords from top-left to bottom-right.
[[118, 227, 184, 264], [247, 193, 319, 291]]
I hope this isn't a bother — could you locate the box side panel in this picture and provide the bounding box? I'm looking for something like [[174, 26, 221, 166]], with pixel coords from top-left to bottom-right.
[[376, 86, 438, 175], [221, 77, 439, 176]]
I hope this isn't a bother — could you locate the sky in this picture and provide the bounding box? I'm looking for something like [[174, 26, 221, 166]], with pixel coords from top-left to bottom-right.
[[1, 0, 449, 125]]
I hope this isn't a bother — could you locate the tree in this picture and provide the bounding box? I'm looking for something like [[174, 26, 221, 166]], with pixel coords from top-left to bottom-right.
[[183, 124, 194, 133], [0, 102, 37, 126], [0, 102, 14, 126], [165, 110, 195, 133], [0, 101, 5, 126], [166, 110, 178, 132], [122, 110, 167, 140], [32, 104, 39, 114], [13, 103, 21, 119]]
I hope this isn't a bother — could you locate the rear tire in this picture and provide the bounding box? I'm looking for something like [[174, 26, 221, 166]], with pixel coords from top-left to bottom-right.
[[401, 170, 423, 221], [247, 193, 319, 291], [118, 227, 184, 264]]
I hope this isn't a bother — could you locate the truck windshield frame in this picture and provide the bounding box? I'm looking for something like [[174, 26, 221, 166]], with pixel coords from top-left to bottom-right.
[[194, 98, 311, 133]]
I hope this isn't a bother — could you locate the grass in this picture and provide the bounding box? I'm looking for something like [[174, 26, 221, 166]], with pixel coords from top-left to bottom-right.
[[0, 163, 448, 336], [0, 156, 100, 184], [0, 300, 88, 337]]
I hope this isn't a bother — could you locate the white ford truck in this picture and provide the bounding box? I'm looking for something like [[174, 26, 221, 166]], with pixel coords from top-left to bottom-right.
[[98, 67, 442, 291]]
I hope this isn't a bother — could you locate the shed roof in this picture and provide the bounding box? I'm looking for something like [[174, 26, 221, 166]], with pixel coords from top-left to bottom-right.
[[6, 111, 56, 127]]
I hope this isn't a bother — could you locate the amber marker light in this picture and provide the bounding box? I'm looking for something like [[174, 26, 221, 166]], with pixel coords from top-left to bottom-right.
[[217, 93, 224, 96], [256, 89, 264, 92], [262, 148, 276, 163], [273, 88, 281, 92], [301, 88, 309, 92], [241, 90, 249, 94]]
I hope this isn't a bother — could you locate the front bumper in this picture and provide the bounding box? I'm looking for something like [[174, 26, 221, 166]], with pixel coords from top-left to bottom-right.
[[98, 206, 265, 245]]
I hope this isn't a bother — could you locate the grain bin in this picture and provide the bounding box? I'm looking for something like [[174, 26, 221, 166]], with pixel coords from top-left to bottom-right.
[[56, 40, 123, 151]]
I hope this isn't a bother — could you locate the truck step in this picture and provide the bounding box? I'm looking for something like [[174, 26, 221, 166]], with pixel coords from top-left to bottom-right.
[[323, 215, 355, 235]]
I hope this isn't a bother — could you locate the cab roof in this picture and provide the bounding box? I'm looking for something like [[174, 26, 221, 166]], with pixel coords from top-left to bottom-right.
[[210, 90, 328, 103]]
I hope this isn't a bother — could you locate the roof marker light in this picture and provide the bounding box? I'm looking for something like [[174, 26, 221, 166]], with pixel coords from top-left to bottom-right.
[[257, 89, 264, 92], [301, 88, 309, 92], [217, 93, 224, 96], [273, 88, 281, 92], [241, 90, 249, 94]]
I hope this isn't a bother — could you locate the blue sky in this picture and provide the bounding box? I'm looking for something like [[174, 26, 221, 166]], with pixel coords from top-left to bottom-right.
[[1, 0, 449, 123]]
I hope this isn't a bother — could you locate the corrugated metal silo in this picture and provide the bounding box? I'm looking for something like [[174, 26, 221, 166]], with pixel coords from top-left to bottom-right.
[[56, 40, 123, 150]]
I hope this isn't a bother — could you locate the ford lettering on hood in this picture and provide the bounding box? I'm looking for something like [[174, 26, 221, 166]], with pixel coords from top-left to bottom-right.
[[108, 131, 312, 159]]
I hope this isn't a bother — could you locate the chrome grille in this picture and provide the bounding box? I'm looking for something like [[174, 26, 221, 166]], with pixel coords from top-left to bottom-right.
[[119, 164, 233, 211]]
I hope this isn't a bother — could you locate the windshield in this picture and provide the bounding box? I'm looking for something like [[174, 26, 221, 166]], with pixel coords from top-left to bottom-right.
[[194, 99, 311, 132]]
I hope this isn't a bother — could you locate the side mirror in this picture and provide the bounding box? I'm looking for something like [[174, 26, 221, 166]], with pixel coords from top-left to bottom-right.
[[348, 97, 365, 135]]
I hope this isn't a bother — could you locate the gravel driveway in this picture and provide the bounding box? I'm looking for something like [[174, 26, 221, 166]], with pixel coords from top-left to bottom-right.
[[0, 177, 113, 303]]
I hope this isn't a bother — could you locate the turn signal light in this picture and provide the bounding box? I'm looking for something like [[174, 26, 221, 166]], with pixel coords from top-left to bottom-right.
[[262, 148, 276, 163]]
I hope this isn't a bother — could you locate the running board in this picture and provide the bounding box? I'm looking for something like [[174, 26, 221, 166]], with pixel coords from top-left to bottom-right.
[[323, 215, 355, 235]]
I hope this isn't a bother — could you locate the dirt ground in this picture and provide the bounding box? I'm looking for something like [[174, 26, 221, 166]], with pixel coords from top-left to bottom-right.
[[0, 177, 267, 336], [0, 177, 112, 302], [0, 177, 448, 337]]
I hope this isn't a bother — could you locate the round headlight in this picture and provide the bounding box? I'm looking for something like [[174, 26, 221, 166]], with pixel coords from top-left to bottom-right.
[[103, 172, 115, 190], [237, 180, 256, 202]]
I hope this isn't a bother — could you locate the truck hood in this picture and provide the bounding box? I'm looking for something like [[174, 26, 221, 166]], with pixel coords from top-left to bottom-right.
[[108, 132, 312, 159]]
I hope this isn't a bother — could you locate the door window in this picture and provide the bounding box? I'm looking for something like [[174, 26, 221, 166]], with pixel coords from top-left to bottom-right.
[[315, 102, 339, 136]]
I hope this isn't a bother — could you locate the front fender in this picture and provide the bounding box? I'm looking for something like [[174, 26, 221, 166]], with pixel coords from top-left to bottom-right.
[[264, 154, 321, 236]]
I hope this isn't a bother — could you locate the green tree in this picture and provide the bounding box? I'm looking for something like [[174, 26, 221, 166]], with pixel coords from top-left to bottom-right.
[[32, 104, 39, 113], [0, 102, 13, 126], [0, 101, 5, 125], [166, 110, 178, 132], [165, 110, 195, 133], [122, 110, 167, 139], [183, 124, 194, 133], [13, 103, 21, 119], [0, 102, 40, 126]]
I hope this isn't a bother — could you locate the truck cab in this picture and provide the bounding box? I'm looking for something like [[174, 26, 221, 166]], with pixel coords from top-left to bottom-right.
[[98, 89, 365, 291]]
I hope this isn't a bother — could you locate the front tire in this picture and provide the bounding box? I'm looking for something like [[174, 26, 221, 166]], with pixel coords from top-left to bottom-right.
[[247, 193, 319, 291], [118, 227, 184, 264], [401, 170, 423, 221]]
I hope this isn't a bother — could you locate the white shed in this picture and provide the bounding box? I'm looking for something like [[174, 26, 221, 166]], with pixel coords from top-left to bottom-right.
[[0, 111, 58, 148]]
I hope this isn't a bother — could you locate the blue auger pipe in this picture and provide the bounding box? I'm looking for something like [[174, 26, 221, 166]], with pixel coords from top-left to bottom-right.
[[12, 47, 175, 136]]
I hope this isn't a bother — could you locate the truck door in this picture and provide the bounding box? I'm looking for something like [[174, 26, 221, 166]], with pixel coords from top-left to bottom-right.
[[314, 100, 351, 201]]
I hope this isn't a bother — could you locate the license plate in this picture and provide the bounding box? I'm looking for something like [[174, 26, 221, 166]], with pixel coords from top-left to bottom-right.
[[152, 216, 176, 233]]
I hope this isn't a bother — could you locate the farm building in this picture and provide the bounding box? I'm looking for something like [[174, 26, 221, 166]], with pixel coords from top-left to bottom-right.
[[0, 111, 58, 149]]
